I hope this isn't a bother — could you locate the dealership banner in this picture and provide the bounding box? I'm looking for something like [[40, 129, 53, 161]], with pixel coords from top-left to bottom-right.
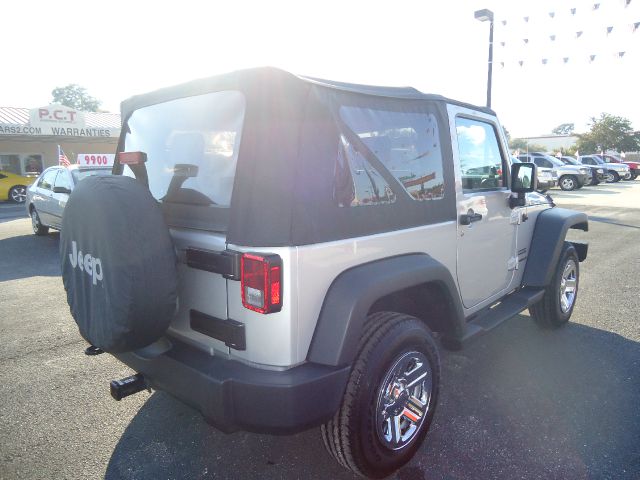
[[0, 123, 118, 137], [0, 105, 120, 137]]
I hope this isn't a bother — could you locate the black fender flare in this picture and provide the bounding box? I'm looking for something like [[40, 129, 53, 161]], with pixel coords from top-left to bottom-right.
[[307, 254, 465, 367], [523, 207, 588, 288]]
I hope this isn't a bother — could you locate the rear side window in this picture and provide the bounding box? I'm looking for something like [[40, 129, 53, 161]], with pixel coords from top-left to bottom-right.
[[123, 91, 246, 207], [338, 107, 445, 205], [455, 117, 506, 192], [334, 135, 395, 207]]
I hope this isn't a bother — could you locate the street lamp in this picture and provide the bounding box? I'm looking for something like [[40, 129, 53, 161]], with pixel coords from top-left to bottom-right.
[[474, 8, 494, 108]]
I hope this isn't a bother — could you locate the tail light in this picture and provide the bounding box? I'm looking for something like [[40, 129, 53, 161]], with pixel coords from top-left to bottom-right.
[[241, 253, 282, 314]]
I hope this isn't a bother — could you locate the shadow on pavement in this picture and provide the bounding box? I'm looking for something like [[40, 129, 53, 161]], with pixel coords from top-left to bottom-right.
[[588, 215, 640, 229], [0, 232, 60, 281], [105, 317, 640, 480]]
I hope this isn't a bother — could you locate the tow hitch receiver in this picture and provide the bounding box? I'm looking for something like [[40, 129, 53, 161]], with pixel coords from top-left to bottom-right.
[[110, 373, 148, 401]]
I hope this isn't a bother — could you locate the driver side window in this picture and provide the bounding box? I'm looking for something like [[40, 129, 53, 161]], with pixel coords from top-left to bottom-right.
[[456, 117, 506, 192], [54, 170, 72, 190], [38, 169, 58, 190]]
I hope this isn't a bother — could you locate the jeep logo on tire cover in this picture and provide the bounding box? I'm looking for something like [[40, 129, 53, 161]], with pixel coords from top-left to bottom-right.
[[68, 240, 103, 285]]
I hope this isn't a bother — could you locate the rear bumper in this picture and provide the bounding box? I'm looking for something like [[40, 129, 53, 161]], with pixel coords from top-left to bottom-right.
[[114, 339, 350, 434]]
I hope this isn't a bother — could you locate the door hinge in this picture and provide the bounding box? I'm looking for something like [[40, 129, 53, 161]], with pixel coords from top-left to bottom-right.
[[507, 256, 518, 271]]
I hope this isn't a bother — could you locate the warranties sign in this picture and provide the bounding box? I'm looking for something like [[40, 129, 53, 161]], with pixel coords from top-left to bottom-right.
[[0, 104, 120, 138]]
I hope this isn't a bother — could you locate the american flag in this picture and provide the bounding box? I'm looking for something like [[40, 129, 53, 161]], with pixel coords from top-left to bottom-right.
[[58, 145, 71, 167]]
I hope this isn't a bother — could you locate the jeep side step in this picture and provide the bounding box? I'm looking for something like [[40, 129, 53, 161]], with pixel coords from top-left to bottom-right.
[[443, 287, 545, 349], [110, 373, 148, 401]]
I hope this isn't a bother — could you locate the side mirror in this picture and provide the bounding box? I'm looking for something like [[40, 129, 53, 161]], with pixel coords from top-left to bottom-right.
[[53, 186, 71, 194], [509, 162, 537, 208]]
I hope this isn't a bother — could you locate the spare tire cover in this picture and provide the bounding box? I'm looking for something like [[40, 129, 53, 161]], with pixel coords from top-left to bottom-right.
[[60, 175, 177, 353]]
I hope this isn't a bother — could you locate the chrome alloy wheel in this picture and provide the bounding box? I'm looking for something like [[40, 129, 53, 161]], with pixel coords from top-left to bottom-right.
[[376, 351, 432, 451], [10, 186, 27, 203], [605, 172, 615, 183], [560, 177, 575, 190], [559, 259, 578, 313]]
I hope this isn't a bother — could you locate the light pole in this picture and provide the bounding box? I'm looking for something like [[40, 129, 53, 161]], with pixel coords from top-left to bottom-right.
[[474, 8, 494, 108]]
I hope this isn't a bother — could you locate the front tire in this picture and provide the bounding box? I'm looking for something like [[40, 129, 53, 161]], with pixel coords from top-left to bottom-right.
[[606, 171, 620, 183], [529, 243, 579, 329], [30, 208, 49, 236], [559, 175, 578, 191], [321, 312, 440, 478], [9, 185, 27, 203]]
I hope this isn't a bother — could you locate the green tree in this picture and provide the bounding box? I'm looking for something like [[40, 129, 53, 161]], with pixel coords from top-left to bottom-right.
[[551, 123, 575, 135], [577, 113, 640, 153], [509, 138, 546, 152], [51, 84, 101, 112]]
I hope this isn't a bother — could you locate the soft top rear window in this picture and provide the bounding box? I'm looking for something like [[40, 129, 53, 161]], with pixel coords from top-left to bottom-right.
[[122, 91, 246, 218], [71, 168, 112, 183]]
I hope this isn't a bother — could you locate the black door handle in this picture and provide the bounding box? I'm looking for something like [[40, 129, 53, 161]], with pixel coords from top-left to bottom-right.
[[459, 212, 483, 225]]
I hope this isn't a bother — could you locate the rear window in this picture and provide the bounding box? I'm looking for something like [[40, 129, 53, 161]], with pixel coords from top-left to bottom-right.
[[71, 168, 112, 183], [122, 91, 246, 208]]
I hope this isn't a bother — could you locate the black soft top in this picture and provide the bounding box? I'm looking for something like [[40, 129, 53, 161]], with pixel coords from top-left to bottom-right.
[[118, 67, 493, 247], [121, 67, 494, 118]]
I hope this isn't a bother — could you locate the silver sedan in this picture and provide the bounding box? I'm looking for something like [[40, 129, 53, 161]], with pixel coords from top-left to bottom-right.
[[26, 165, 112, 235]]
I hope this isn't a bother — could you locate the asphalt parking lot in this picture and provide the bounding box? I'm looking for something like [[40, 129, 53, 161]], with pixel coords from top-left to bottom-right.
[[1, 182, 639, 480]]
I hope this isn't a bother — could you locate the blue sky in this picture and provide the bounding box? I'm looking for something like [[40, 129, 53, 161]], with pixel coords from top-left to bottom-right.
[[4, 0, 639, 137]]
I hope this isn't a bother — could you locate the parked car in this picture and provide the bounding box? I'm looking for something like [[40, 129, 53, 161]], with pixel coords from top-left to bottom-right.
[[578, 155, 630, 182], [601, 154, 640, 180], [559, 155, 605, 185], [0, 170, 36, 203], [58, 68, 588, 479], [26, 164, 112, 235], [518, 152, 590, 191], [511, 156, 556, 192]]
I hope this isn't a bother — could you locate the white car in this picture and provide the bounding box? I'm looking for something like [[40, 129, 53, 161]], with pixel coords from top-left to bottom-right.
[[26, 164, 112, 235]]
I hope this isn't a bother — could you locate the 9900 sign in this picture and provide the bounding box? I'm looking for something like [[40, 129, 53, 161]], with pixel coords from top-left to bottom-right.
[[83, 155, 109, 165]]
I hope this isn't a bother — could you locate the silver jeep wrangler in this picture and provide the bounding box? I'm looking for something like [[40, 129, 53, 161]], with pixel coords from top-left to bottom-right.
[[60, 67, 588, 479]]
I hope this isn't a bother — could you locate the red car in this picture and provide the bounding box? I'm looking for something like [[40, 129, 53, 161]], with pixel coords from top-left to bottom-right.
[[603, 154, 640, 180]]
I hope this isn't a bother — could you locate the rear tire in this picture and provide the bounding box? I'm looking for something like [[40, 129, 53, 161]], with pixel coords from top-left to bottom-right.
[[321, 312, 440, 478], [9, 185, 27, 203], [30, 208, 49, 236], [559, 175, 578, 191], [529, 243, 579, 329]]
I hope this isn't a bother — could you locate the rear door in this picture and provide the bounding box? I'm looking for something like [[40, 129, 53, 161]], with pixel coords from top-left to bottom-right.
[[33, 168, 58, 224], [120, 90, 246, 355], [50, 169, 72, 228], [449, 107, 518, 309]]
